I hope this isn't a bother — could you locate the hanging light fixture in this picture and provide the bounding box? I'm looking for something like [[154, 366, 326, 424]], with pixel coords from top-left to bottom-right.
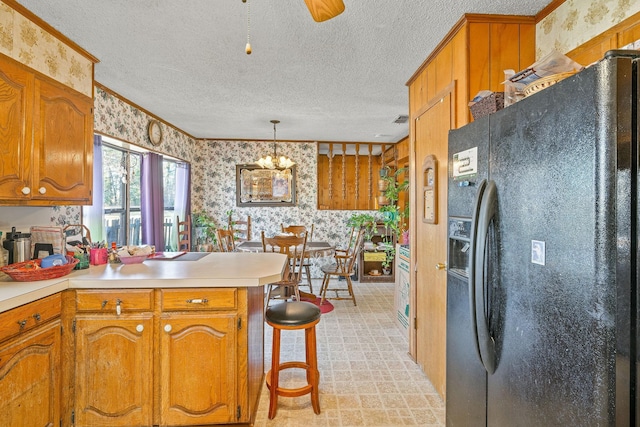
[[256, 120, 295, 170]]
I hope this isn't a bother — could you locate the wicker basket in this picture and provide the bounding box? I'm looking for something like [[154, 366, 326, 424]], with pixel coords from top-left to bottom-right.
[[469, 92, 504, 120], [0, 255, 79, 282], [523, 71, 577, 97]]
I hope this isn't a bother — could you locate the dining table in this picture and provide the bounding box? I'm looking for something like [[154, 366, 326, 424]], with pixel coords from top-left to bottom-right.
[[235, 240, 335, 258]]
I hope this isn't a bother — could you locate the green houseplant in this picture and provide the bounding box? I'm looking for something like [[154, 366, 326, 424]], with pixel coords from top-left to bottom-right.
[[378, 166, 409, 273], [193, 211, 218, 250], [346, 213, 377, 242]]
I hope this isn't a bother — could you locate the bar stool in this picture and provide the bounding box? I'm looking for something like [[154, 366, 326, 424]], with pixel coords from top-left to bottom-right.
[[265, 301, 321, 419]]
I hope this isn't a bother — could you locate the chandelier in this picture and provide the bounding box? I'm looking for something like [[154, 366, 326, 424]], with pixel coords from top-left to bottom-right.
[[256, 120, 295, 170]]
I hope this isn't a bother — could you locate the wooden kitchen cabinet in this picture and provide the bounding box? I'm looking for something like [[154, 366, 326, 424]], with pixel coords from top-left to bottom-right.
[[0, 54, 93, 206], [159, 288, 240, 425], [0, 294, 62, 427], [159, 313, 238, 425], [70, 287, 261, 426], [74, 315, 154, 427], [73, 289, 154, 427]]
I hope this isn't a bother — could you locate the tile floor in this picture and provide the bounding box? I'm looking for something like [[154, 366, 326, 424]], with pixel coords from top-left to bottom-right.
[[253, 279, 445, 427]]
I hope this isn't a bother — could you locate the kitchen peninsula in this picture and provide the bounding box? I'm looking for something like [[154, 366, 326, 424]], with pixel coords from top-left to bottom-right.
[[0, 252, 287, 427]]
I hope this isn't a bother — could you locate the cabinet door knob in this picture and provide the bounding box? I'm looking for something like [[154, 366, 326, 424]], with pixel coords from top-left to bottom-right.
[[116, 299, 122, 316], [21, 187, 31, 195], [164, 324, 172, 333], [17, 319, 27, 329], [32, 313, 41, 322], [136, 324, 144, 333], [38, 187, 46, 194], [435, 262, 447, 270]]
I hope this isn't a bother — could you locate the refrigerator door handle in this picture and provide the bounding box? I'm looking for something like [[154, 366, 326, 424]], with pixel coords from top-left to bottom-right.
[[474, 179, 497, 374], [468, 179, 487, 365]]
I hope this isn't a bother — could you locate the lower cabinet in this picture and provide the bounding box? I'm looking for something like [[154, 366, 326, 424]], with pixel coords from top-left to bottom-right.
[[71, 287, 257, 427], [159, 313, 238, 425], [0, 295, 62, 427], [74, 314, 154, 427]]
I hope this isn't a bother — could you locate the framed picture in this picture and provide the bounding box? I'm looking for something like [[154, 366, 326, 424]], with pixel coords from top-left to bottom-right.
[[236, 164, 297, 207]]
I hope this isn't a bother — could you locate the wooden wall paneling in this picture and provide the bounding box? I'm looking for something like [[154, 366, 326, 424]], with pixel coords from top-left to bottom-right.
[[355, 143, 360, 205], [519, 23, 536, 71], [489, 23, 521, 91], [341, 143, 347, 209], [426, 61, 437, 103], [618, 13, 640, 45], [567, 35, 617, 66], [451, 29, 468, 128], [317, 154, 329, 209], [368, 145, 374, 210], [434, 42, 453, 95], [468, 22, 491, 107]]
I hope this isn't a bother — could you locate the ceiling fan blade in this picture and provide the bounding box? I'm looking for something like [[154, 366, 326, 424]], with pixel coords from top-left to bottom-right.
[[304, 0, 345, 22]]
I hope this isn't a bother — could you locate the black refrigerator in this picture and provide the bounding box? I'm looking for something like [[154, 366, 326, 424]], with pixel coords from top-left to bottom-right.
[[446, 51, 638, 426]]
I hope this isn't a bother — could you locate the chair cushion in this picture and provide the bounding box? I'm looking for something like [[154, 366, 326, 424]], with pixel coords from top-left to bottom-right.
[[266, 301, 321, 327]]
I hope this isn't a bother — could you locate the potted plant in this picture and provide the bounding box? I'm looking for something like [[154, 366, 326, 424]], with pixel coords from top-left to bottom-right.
[[378, 166, 409, 244], [346, 213, 377, 242], [193, 211, 218, 251]]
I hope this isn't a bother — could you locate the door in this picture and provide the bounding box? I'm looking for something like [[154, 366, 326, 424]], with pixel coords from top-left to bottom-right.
[[159, 313, 238, 425], [74, 315, 154, 427], [414, 87, 454, 399]]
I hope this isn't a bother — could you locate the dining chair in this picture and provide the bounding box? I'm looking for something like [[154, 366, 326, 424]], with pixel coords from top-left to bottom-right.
[[261, 231, 308, 311], [216, 228, 236, 252], [176, 215, 191, 251], [319, 227, 364, 306], [229, 214, 251, 242], [281, 224, 315, 292]]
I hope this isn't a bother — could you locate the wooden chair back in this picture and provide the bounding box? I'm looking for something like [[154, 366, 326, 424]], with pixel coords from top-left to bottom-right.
[[261, 231, 308, 283], [216, 228, 236, 252], [176, 215, 191, 251], [335, 228, 365, 274], [229, 214, 251, 242], [281, 224, 314, 241]]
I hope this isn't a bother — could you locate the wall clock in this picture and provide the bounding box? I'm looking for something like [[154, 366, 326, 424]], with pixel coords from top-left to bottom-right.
[[148, 120, 163, 146]]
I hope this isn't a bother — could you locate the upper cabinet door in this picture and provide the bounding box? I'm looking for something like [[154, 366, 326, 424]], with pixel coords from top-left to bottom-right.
[[32, 77, 93, 204], [0, 59, 33, 199]]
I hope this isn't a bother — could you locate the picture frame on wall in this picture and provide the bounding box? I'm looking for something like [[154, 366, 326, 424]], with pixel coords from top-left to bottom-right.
[[235, 164, 297, 207]]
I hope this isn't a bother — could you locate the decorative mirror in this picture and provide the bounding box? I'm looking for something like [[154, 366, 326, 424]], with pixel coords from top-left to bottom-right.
[[236, 164, 297, 207]]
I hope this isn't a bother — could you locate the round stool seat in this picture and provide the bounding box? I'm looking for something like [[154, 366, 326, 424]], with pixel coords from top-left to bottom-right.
[[266, 301, 321, 327]]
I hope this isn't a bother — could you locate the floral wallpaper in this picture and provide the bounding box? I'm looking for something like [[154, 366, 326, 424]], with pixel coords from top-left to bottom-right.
[[537, 0, 640, 59], [0, 0, 93, 96]]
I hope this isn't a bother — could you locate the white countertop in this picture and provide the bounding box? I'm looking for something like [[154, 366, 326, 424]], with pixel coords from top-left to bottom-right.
[[0, 252, 287, 313]]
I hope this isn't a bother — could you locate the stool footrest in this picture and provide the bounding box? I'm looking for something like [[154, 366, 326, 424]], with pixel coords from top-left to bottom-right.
[[266, 361, 319, 398]]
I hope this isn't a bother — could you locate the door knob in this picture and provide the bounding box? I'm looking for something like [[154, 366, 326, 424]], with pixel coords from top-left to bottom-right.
[[21, 187, 30, 195], [38, 187, 46, 194], [435, 262, 447, 270]]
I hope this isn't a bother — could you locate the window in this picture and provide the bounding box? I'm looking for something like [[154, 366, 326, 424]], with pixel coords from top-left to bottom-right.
[[102, 143, 142, 247], [99, 137, 186, 249]]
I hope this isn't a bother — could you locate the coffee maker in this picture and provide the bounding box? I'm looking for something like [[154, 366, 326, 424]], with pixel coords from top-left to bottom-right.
[[3, 227, 32, 264]]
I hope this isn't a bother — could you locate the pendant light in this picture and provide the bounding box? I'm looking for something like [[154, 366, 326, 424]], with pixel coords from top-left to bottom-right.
[[256, 120, 295, 170]]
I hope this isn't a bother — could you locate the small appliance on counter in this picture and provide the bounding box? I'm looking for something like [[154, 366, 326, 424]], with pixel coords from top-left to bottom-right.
[[3, 227, 31, 265]]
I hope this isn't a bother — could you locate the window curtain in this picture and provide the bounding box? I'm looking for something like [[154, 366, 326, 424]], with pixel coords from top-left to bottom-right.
[[174, 162, 191, 229], [141, 152, 165, 249], [83, 135, 104, 241]]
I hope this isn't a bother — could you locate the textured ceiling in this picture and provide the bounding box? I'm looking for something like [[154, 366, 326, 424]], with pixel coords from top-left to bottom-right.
[[15, 0, 551, 143]]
